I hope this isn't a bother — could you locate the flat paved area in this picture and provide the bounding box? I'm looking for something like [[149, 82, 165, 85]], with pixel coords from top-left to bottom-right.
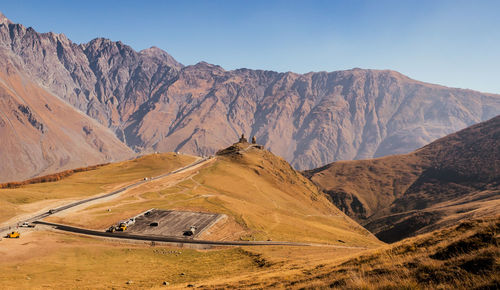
[[126, 210, 222, 238]]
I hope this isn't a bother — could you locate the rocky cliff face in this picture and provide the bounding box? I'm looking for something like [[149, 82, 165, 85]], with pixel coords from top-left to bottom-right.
[[1, 12, 499, 174]]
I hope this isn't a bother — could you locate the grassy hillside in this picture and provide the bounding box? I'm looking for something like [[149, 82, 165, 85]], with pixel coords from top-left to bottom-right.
[[0, 153, 196, 224], [46, 142, 381, 246], [0, 142, 383, 288], [305, 116, 500, 242], [0, 230, 260, 289], [199, 216, 500, 289], [2, 142, 496, 288]]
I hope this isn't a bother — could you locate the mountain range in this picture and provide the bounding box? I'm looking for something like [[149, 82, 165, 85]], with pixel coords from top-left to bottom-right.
[[1, 11, 499, 182]]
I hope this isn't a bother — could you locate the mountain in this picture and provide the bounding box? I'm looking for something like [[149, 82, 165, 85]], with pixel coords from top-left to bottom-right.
[[1, 12, 500, 181], [305, 115, 500, 242], [0, 48, 134, 182]]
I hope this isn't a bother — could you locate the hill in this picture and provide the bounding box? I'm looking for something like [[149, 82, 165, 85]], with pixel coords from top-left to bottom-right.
[[0, 139, 496, 289], [200, 216, 499, 289], [0, 153, 196, 226], [43, 140, 379, 246], [305, 115, 500, 242], [0, 12, 499, 181], [0, 141, 381, 288]]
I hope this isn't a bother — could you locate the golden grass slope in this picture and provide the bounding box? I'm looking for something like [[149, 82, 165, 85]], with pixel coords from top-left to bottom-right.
[[198, 215, 500, 289], [0, 215, 496, 288], [45, 144, 381, 246], [0, 230, 260, 289], [0, 144, 382, 289], [0, 153, 196, 225]]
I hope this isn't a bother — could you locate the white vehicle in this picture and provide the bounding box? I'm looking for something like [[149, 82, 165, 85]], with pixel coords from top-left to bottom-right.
[[21, 222, 29, 227]]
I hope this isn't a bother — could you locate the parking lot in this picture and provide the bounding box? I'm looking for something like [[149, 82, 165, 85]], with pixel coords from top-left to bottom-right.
[[126, 209, 223, 238]]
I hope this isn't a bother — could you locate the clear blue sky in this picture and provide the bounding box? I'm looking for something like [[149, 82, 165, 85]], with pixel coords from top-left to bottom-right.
[[2, 0, 499, 93]]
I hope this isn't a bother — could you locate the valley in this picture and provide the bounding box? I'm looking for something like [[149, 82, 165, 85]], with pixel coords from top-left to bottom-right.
[[0, 7, 498, 289]]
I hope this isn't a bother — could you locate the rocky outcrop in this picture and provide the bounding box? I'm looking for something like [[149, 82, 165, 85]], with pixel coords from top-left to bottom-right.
[[0, 13, 499, 173]]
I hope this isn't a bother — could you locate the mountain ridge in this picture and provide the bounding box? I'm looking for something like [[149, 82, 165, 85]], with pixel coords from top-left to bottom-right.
[[0, 12, 499, 182], [305, 115, 500, 242]]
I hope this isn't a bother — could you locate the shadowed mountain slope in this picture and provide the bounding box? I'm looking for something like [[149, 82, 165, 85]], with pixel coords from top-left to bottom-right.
[[0, 12, 499, 177], [305, 116, 500, 242]]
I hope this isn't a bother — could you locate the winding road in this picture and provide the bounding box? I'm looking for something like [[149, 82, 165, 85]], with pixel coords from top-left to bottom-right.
[[0, 157, 209, 235], [1, 154, 365, 249], [33, 221, 314, 247]]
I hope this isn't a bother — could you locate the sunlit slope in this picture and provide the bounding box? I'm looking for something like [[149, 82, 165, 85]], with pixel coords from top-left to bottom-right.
[[0, 153, 196, 224], [48, 144, 381, 246], [201, 216, 500, 289], [0, 230, 261, 289]]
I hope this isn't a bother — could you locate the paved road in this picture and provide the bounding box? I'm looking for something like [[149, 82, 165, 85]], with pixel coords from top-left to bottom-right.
[[34, 221, 314, 247], [1, 156, 365, 249], [0, 157, 209, 235]]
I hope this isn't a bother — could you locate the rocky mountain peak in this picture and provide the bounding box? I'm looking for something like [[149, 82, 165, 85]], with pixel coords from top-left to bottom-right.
[[190, 61, 225, 73], [0, 11, 12, 26], [0, 14, 498, 178], [140, 46, 165, 55], [140, 46, 183, 69]]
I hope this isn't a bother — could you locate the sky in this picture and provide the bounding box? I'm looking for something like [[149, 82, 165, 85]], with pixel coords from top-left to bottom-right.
[[2, 0, 499, 94]]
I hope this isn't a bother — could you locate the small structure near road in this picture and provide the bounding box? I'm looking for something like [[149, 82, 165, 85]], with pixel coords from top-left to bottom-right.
[[20, 222, 34, 228]]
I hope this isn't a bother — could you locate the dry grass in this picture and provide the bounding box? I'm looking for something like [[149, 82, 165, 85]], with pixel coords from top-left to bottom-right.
[[0, 230, 261, 289], [1, 145, 497, 289], [199, 216, 499, 289], [305, 153, 426, 220], [0, 217, 496, 289], [0, 153, 196, 224], [47, 146, 381, 246], [305, 116, 500, 243]]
